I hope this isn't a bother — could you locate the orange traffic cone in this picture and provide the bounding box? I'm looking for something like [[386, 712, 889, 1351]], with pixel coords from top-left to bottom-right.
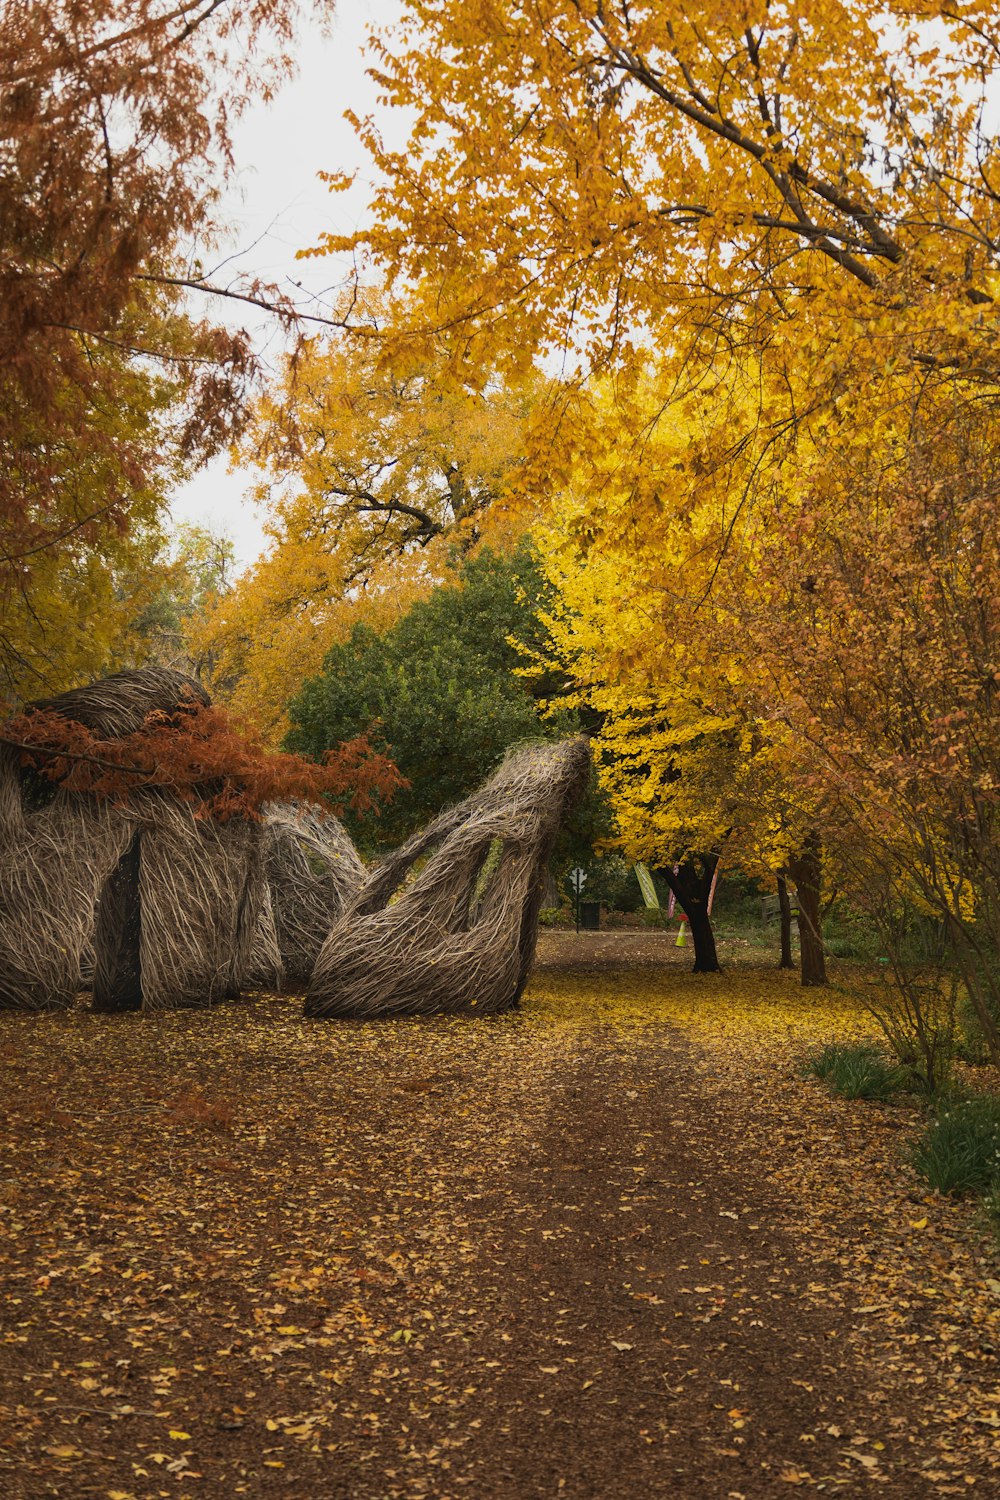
[[675, 916, 688, 948]]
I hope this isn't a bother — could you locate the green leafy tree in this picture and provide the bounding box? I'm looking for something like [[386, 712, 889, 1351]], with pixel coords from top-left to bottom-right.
[[285, 542, 592, 850]]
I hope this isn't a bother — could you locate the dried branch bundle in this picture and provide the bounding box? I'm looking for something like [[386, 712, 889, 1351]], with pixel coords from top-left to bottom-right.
[[259, 803, 366, 989], [92, 796, 263, 1012], [0, 754, 136, 1010], [246, 882, 284, 993], [29, 667, 210, 737], [306, 738, 590, 1018]]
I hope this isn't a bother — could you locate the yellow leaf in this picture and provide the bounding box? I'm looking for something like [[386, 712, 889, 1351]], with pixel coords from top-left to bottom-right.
[[168, 1430, 191, 1441]]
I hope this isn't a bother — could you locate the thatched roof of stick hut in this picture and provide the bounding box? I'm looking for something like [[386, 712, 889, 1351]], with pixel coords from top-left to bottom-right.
[[29, 667, 209, 736], [305, 737, 590, 1019]]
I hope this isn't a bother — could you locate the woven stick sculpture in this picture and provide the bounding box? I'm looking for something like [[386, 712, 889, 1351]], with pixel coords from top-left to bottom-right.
[[92, 795, 264, 1012], [0, 750, 136, 1010], [31, 666, 210, 735], [305, 737, 590, 1018], [0, 669, 261, 1012], [0, 671, 206, 1011], [255, 802, 366, 989], [246, 881, 284, 992]]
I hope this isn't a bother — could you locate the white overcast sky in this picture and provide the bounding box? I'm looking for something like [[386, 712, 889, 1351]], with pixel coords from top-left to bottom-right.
[[169, 0, 406, 568]]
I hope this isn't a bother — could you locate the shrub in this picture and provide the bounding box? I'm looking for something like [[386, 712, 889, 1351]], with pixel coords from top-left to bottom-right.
[[911, 1095, 1000, 1195], [956, 987, 1000, 1067], [860, 965, 958, 1095], [824, 935, 860, 959], [803, 1042, 908, 1102]]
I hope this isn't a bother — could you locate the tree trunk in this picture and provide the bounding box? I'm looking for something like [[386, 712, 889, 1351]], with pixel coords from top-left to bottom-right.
[[787, 836, 827, 987], [686, 905, 721, 973], [657, 854, 722, 974], [776, 871, 794, 970]]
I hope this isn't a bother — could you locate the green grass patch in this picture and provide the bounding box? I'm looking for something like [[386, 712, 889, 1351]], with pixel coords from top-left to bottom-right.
[[803, 1041, 908, 1102], [911, 1094, 1000, 1196]]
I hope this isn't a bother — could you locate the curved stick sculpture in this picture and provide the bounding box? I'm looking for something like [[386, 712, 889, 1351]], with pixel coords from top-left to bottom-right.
[[305, 737, 590, 1018], [92, 794, 263, 1012]]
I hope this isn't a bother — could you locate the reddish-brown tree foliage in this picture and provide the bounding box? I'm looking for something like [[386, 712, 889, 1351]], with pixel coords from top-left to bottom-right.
[[1, 699, 405, 823], [0, 1, 335, 692]]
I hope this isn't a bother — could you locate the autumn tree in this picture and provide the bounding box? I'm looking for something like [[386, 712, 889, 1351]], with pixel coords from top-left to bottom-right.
[[132, 525, 237, 678], [311, 2, 1000, 1011], [325, 3, 999, 387], [739, 391, 1000, 1056], [538, 555, 806, 978], [0, 0, 332, 702], [244, 292, 537, 577], [197, 303, 541, 741]]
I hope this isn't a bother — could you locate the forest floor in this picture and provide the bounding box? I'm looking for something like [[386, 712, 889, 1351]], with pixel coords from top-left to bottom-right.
[[2, 935, 999, 1499]]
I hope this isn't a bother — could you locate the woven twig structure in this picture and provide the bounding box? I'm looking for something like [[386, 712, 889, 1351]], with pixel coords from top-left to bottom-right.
[[260, 802, 366, 988], [0, 751, 136, 1010], [0, 669, 261, 1012], [92, 796, 264, 1012], [246, 882, 284, 992], [30, 666, 210, 735], [305, 737, 590, 1018]]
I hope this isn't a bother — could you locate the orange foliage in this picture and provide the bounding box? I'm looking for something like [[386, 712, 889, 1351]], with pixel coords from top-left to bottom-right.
[[1, 699, 404, 824]]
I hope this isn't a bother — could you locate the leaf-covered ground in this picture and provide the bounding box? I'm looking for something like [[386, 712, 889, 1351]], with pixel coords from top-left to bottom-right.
[[2, 933, 999, 1498]]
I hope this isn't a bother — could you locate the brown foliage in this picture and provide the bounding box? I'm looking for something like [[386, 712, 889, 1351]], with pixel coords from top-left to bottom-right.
[[166, 1088, 235, 1133], [1, 698, 404, 823], [0, 0, 329, 685]]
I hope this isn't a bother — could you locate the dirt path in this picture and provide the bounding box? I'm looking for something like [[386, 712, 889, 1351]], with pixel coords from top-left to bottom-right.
[[446, 1030, 884, 1496], [1, 959, 998, 1497]]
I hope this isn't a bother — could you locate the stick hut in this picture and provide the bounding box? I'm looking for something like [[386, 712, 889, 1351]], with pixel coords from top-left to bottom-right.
[[0, 668, 263, 1011], [0, 747, 135, 1009]]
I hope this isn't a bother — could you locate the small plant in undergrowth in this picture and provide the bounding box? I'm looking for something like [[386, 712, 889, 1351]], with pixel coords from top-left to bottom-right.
[[955, 985, 1000, 1068], [911, 1094, 1000, 1196], [981, 1186, 1000, 1247], [166, 1089, 234, 1133], [857, 964, 959, 1095], [803, 1041, 909, 1101]]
